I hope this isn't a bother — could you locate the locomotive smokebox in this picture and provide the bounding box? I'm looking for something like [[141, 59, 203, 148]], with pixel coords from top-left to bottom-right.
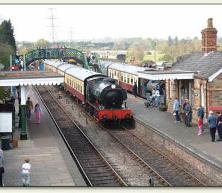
[[100, 86, 124, 108]]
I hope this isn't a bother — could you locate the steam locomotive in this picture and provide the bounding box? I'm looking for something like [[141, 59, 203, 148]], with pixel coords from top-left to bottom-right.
[[44, 60, 133, 123]]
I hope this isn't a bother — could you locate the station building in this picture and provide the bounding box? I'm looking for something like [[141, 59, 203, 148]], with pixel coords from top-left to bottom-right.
[[139, 18, 222, 121]]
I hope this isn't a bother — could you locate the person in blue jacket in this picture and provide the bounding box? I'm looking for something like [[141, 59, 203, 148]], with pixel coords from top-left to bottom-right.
[[207, 111, 218, 142]]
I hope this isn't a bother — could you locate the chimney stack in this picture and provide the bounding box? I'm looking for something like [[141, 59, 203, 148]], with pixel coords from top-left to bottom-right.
[[201, 18, 217, 52]]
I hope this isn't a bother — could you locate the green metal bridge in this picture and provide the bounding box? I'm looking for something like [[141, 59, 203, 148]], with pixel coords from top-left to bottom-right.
[[26, 48, 89, 68], [11, 47, 102, 72]]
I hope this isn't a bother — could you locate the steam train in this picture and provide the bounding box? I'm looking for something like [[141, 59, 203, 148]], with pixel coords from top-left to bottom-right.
[[44, 60, 133, 123]]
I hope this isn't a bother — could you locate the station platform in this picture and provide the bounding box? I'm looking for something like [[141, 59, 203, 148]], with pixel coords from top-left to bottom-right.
[[1, 86, 86, 186], [127, 94, 222, 169]]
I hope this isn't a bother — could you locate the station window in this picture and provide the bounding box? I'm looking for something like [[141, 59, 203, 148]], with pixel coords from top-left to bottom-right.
[[114, 71, 116, 76], [121, 76, 123, 81], [124, 76, 126, 83], [127, 77, 129, 84]]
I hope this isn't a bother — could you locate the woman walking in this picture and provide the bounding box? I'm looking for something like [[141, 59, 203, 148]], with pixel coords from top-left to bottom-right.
[[34, 103, 42, 124]]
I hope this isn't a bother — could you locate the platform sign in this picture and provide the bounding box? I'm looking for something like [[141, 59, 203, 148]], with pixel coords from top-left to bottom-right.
[[0, 112, 12, 133]]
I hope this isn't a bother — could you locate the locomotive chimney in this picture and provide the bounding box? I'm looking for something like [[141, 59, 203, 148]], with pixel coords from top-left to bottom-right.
[[201, 18, 217, 52]]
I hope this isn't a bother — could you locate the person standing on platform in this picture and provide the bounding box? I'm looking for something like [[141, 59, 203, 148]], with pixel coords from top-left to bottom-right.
[[207, 111, 218, 142], [34, 103, 42, 124], [0, 148, 4, 186], [217, 112, 222, 141], [21, 158, 31, 186], [173, 97, 180, 123], [132, 82, 138, 97], [197, 105, 205, 135], [184, 99, 192, 127], [26, 97, 33, 120]]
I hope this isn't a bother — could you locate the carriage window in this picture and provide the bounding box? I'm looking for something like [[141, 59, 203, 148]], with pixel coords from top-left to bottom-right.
[[131, 78, 134, 84]]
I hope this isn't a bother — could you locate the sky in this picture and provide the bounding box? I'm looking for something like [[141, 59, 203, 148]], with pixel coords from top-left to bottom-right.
[[1, 4, 222, 42]]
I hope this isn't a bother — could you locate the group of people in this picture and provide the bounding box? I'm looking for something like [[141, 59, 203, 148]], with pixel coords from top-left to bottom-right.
[[173, 98, 192, 127], [173, 97, 222, 142], [0, 148, 31, 186], [26, 97, 42, 123], [133, 82, 163, 108]]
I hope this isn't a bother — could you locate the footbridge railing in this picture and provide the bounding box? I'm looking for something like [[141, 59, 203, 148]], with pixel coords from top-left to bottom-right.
[[25, 48, 89, 68]]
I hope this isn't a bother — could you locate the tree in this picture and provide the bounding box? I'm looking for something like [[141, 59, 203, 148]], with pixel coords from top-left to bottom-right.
[[126, 44, 145, 64], [0, 43, 14, 69], [168, 36, 173, 46], [0, 20, 16, 51], [34, 39, 50, 48]]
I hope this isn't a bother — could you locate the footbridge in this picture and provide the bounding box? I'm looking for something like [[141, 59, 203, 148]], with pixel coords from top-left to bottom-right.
[[13, 48, 90, 69]]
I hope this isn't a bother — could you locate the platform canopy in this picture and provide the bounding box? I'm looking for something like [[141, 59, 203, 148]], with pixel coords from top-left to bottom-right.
[[0, 71, 64, 86], [138, 70, 196, 80]]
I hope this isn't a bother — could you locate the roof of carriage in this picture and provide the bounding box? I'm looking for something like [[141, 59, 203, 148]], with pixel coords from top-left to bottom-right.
[[44, 59, 65, 68], [65, 65, 101, 81], [108, 62, 146, 75], [57, 63, 77, 72], [99, 60, 113, 68]]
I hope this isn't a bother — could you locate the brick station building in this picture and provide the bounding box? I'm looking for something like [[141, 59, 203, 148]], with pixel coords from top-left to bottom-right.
[[138, 18, 222, 121]]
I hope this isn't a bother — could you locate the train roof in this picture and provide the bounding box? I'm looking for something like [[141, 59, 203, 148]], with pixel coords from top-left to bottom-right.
[[109, 62, 146, 75], [44, 59, 65, 68], [65, 66, 101, 81], [57, 63, 77, 72], [99, 60, 113, 68]]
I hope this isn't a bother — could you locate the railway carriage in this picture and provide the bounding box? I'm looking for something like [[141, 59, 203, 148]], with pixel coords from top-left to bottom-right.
[[108, 63, 145, 93], [44, 59, 65, 73], [57, 63, 76, 76], [98, 60, 151, 98]]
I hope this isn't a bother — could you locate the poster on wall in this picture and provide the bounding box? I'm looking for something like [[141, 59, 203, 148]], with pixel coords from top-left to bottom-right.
[[0, 112, 12, 133]]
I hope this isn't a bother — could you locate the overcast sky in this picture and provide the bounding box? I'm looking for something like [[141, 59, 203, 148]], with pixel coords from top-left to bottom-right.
[[1, 4, 222, 42]]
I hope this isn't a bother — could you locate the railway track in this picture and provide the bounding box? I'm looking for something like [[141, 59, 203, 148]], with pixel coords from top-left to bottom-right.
[[39, 85, 206, 186], [35, 86, 127, 187], [106, 127, 206, 186]]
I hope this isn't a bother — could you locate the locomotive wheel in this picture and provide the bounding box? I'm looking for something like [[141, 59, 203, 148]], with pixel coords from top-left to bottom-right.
[[124, 117, 135, 129], [101, 118, 107, 125]]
